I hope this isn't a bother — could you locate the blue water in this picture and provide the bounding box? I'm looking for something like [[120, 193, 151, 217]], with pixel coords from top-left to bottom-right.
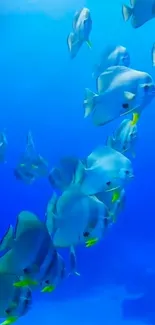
[[1, 0, 155, 324]]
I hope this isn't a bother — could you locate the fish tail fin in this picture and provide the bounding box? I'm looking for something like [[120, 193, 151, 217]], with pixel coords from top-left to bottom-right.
[[122, 4, 133, 21], [84, 88, 97, 118]]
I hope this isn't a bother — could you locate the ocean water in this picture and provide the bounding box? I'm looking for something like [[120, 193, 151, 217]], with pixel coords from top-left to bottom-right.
[[0, 0, 155, 324]]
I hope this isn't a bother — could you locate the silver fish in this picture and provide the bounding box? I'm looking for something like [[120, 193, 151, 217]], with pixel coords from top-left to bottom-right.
[[84, 65, 155, 126], [47, 185, 107, 248], [67, 7, 92, 59], [122, 0, 155, 28]]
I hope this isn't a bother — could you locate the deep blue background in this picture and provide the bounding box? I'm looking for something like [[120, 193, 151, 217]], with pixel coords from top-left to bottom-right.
[[0, 1, 155, 324]]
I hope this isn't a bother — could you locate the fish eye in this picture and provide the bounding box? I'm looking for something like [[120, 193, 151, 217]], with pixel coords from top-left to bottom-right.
[[144, 85, 149, 92], [125, 170, 130, 175], [45, 280, 50, 284], [122, 103, 129, 109], [83, 231, 90, 237], [106, 181, 111, 186]]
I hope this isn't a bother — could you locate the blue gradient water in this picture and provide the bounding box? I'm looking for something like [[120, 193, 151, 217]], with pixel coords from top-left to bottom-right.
[[0, 0, 155, 324]]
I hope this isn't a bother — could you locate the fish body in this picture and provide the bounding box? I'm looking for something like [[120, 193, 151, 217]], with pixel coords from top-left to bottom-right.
[[14, 132, 48, 184], [122, 0, 155, 28], [106, 118, 138, 155], [0, 212, 52, 279], [40, 250, 66, 292], [0, 273, 32, 322], [79, 145, 133, 195], [48, 146, 133, 196], [93, 45, 130, 79], [84, 65, 155, 126], [67, 7, 92, 59], [46, 185, 107, 248]]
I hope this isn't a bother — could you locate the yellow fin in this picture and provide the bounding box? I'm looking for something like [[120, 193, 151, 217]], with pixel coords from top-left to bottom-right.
[[41, 285, 55, 293], [85, 238, 98, 248], [86, 40, 92, 49], [13, 278, 38, 288], [1, 317, 18, 325], [130, 113, 139, 126], [112, 191, 120, 203]]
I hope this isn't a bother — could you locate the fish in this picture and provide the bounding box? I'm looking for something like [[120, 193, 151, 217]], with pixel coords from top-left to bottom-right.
[[49, 146, 133, 196], [106, 118, 138, 157], [67, 7, 92, 59], [84, 65, 155, 127], [79, 145, 134, 195], [40, 250, 66, 293], [93, 45, 130, 79], [48, 157, 81, 193], [0, 273, 32, 325], [0, 211, 52, 285], [0, 131, 7, 163], [122, 0, 155, 28], [0, 211, 66, 293], [46, 185, 108, 248], [14, 131, 48, 184]]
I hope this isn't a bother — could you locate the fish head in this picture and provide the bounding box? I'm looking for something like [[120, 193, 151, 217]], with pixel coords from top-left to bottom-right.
[[116, 46, 130, 67], [119, 167, 134, 183], [78, 8, 92, 40]]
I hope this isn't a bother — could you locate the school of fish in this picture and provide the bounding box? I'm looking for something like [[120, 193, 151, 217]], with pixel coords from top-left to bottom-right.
[[0, 1, 155, 324]]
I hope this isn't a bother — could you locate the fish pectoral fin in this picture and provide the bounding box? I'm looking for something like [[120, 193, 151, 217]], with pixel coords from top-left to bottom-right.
[[84, 88, 97, 118], [122, 4, 133, 22], [41, 285, 55, 293], [1, 317, 18, 325], [124, 91, 136, 101], [13, 277, 38, 288], [130, 112, 140, 126], [86, 40, 92, 49]]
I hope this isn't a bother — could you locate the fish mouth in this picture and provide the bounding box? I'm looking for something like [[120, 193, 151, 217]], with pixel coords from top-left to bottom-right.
[[105, 185, 121, 193], [120, 106, 139, 117]]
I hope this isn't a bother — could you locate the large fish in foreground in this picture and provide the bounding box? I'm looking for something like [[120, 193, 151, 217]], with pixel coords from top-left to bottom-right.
[[49, 146, 134, 196], [93, 45, 130, 79], [0, 211, 65, 292], [122, 0, 155, 28], [0, 273, 32, 325], [84, 65, 155, 126], [67, 7, 92, 59]]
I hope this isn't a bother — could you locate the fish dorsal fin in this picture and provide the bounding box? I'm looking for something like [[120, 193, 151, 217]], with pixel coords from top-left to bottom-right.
[[87, 145, 115, 167], [72, 10, 81, 30], [130, 0, 136, 7], [15, 211, 40, 239], [0, 225, 14, 252], [97, 69, 114, 94]]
